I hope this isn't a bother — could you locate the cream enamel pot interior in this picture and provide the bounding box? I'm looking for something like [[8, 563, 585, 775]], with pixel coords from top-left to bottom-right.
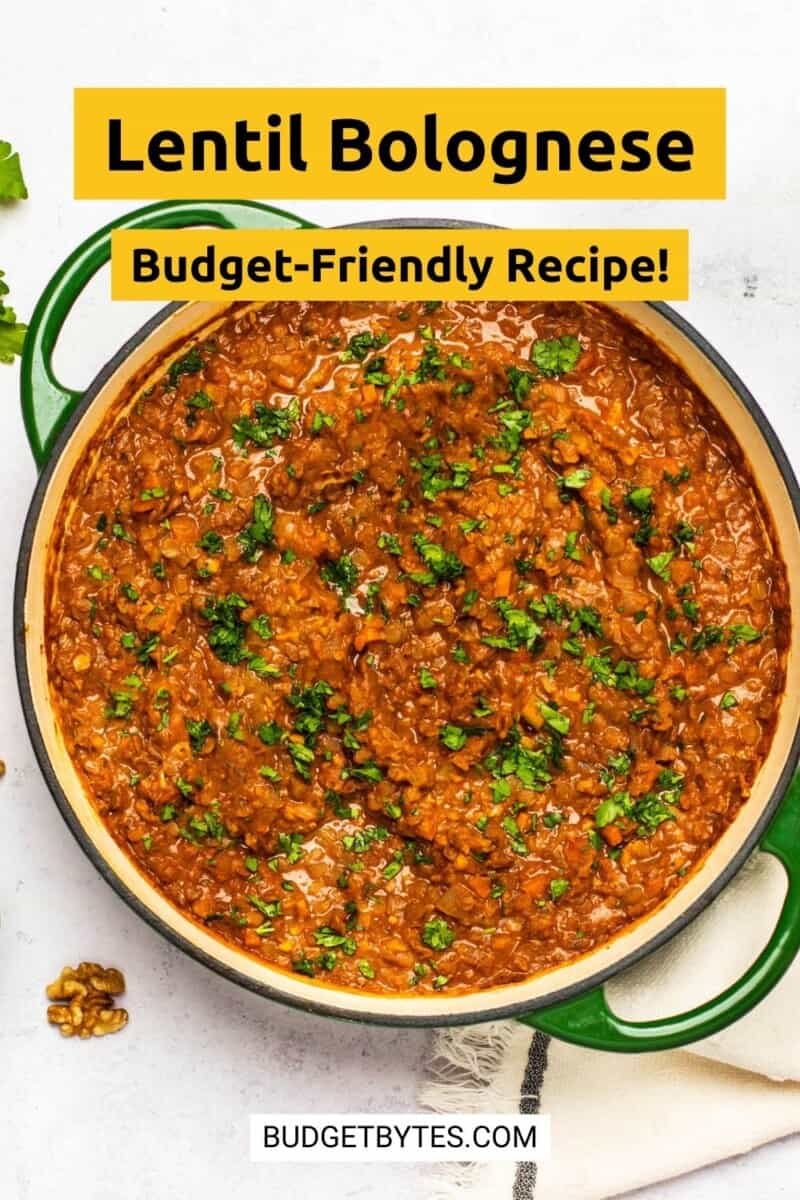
[[15, 201, 800, 1051]]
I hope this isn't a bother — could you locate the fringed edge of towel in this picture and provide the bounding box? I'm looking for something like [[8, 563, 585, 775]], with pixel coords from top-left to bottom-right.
[[418, 1021, 546, 1199]]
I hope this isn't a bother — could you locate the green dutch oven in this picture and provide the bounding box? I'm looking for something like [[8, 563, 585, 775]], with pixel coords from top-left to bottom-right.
[[14, 200, 800, 1051]]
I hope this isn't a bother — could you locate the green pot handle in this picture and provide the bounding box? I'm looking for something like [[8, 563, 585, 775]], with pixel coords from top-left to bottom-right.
[[522, 769, 800, 1051], [20, 199, 313, 467]]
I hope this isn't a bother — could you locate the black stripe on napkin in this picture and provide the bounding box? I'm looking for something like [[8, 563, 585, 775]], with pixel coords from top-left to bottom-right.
[[512, 1031, 550, 1200]]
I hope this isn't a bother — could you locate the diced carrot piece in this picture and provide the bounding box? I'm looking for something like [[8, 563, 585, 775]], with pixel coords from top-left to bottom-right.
[[354, 620, 386, 651], [671, 558, 695, 586], [467, 875, 492, 899], [494, 568, 512, 598]]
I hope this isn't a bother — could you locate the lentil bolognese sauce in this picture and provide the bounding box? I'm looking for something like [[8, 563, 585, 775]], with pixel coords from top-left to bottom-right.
[[47, 300, 788, 995]]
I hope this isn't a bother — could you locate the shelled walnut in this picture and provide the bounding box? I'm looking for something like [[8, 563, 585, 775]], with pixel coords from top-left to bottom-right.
[[46, 962, 128, 1039]]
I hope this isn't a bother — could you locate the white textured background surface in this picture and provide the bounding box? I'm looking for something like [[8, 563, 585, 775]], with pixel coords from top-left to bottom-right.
[[1, 1, 799, 1196]]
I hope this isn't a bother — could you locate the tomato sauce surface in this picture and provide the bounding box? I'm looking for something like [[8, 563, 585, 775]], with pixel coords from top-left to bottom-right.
[[47, 301, 789, 996]]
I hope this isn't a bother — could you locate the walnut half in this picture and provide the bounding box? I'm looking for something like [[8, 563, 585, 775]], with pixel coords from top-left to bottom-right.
[[46, 962, 128, 1039]]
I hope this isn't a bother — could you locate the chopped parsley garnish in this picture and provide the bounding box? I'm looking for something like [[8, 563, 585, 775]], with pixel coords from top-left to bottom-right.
[[600, 487, 619, 524], [505, 365, 536, 403], [287, 680, 333, 746], [363, 356, 392, 387], [378, 532, 402, 556], [249, 894, 281, 933], [728, 623, 762, 648], [564, 531, 583, 562], [549, 877, 570, 900], [600, 750, 634, 788], [691, 624, 724, 652], [120, 631, 160, 667], [249, 657, 280, 679], [341, 330, 389, 362], [531, 335, 581, 377], [673, 520, 697, 546], [585, 653, 655, 697], [492, 403, 531, 453], [595, 768, 684, 839], [539, 701, 570, 736], [201, 592, 249, 665], [286, 741, 314, 779], [185, 390, 213, 424], [626, 486, 654, 516], [570, 605, 603, 637], [186, 717, 214, 754], [183, 806, 227, 842], [226, 711, 245, 741], [277, 831, 305, 864], [412, 533, 465, 582], [484, 725, 559, 793], [439, 723, 484, 751], [314, 926, 357, 954], [342, 760, 385, 784], [413, 454, 472, 501], [421, 917, 454, 951], [311, 409, 335, 435], [462, 589, 479, 613], [410, 339, 446, 384], [105, 690, 135, 720], [482, 599, 543, 653], [232, 398, 300, 450], [682, 599, 700, 623], [166, 347, 204, 388], [242, 617, 269, 647], [238, 495, 275, 563], [646, 550, 676, 581], [320, 554, 359, 596], [198, 530, 224, 555], [292, 955, 315, 977], [501, 814, 529, 856], [560, 467, 592, 492], [112, 521, 134, 543], [529, 593, 567, 623]]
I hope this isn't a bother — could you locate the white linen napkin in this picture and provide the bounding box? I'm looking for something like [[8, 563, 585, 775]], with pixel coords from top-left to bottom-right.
[[420, 850, 800, 1199]]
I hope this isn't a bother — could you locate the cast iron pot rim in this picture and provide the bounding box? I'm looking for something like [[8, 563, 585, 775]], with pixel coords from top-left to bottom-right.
[[14, 219, 800, 1027]]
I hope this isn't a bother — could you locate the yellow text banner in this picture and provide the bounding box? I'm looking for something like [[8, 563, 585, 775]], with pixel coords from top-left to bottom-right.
[[76, 88, 725, 200], [111, 228, 689, 301]]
